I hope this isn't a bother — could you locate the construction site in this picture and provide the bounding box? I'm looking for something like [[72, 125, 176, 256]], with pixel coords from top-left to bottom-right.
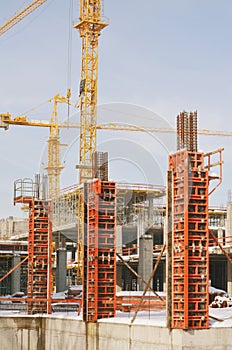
[[0, 1, 232, 349]]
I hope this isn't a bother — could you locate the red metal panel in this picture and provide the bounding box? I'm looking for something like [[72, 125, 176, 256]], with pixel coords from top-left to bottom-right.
[[27, 199, 52, 314], [83, 180, 116, 322], [86, 180, 99, 321], [169, 150, 209, 329], [98, 181, 116, 319]]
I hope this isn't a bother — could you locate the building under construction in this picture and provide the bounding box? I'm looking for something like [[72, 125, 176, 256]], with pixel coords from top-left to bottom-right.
[[0, 1, 232, 350]]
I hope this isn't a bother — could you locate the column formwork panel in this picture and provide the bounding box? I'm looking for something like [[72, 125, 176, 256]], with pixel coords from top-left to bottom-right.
[[83, 180, 116, 322], [28, 199, 52, 315], [169, 150, 209, 329]]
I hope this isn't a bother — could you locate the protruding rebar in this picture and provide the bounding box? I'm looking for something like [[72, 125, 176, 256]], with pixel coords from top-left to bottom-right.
[[177, 111, 198, 152]]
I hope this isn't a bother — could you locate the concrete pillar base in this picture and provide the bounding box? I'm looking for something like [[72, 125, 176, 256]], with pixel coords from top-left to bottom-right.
[[227, 261, 232, 296], [56, 248, 67, 292], [138, 234, 153, 291], [11, 255, 21, 294]]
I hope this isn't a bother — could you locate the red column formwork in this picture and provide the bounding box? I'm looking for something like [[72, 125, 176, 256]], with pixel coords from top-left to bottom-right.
[[28, 199, 52, 314], [169, 150, 209, 329], [83, 180, 116, 322]]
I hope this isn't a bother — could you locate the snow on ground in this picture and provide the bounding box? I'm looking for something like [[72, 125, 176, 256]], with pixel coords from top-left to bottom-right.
[[99, 308, 232, 328], [116, 291, 166, 297], [209, 307, 232, 328], [0, 307, 231, 328]]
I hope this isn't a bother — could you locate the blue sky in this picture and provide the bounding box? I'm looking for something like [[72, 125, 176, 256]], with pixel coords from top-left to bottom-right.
[[0, 0, 232, 217]]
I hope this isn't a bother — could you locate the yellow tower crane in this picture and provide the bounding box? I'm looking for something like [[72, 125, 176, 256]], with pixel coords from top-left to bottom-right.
[[0, 93, 72, 199], [74, 0, 108, 183], [71, 0, 108, 283], [1, 0, 108, 185]]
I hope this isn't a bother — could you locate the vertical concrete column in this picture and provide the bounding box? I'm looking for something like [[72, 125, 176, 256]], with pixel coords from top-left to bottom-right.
[[116, 226, 122, 254], [116, 264, 123, 291], [148, 197, 153, 228], [138, 234, 153, 291], [137, 210, 145, 256], [7, 216, 14, 237], [56, 248, 67, 292], [163, 218, 166, 245], [218, 228, 223, 244], [226, 203, 232, 238], [11, 255, 21, 294], [227, 262, 232, 296], [116, 226, 123, 291], [163, 261, 167, 293]]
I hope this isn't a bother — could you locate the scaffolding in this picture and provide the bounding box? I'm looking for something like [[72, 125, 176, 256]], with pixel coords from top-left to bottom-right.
[[52, 186, 79, 230]]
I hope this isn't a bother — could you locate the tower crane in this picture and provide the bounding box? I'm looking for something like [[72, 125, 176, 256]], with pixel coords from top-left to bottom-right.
[[72, 0, 108, 283], [0, 0, 47, 36], [0, 93, 72, 198], [1, 0, 108, 184]]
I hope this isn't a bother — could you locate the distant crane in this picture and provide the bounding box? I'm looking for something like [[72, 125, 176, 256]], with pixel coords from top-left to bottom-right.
[[0, 93, 71, 199]]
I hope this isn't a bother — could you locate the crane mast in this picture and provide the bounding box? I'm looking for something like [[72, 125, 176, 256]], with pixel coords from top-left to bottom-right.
[[45, 94, 70, 199], [74, 0, 108, 183]]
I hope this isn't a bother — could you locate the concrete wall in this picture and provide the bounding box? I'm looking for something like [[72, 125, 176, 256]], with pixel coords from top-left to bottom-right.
[[0, 316, 232, 350], [0, 317, 43, 350]]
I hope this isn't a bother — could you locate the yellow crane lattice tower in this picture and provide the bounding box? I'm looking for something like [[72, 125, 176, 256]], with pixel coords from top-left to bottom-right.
[[45, 94, 70, 199], [74, 0, 108, 183]]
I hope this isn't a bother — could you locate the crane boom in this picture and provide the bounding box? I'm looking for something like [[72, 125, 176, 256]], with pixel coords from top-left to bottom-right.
[[0, 0, 47, 36], [1, 113, 232, 137], [74, 0, 108, 183], [96, 123, 232, 137]]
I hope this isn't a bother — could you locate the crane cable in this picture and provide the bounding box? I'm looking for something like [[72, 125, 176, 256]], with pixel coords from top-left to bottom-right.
[[20, 98, 52, 116], [67, 0, 74, 127]]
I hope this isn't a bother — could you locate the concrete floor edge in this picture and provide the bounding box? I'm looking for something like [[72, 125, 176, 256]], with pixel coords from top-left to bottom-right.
[[0, 315, 231, 350]]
